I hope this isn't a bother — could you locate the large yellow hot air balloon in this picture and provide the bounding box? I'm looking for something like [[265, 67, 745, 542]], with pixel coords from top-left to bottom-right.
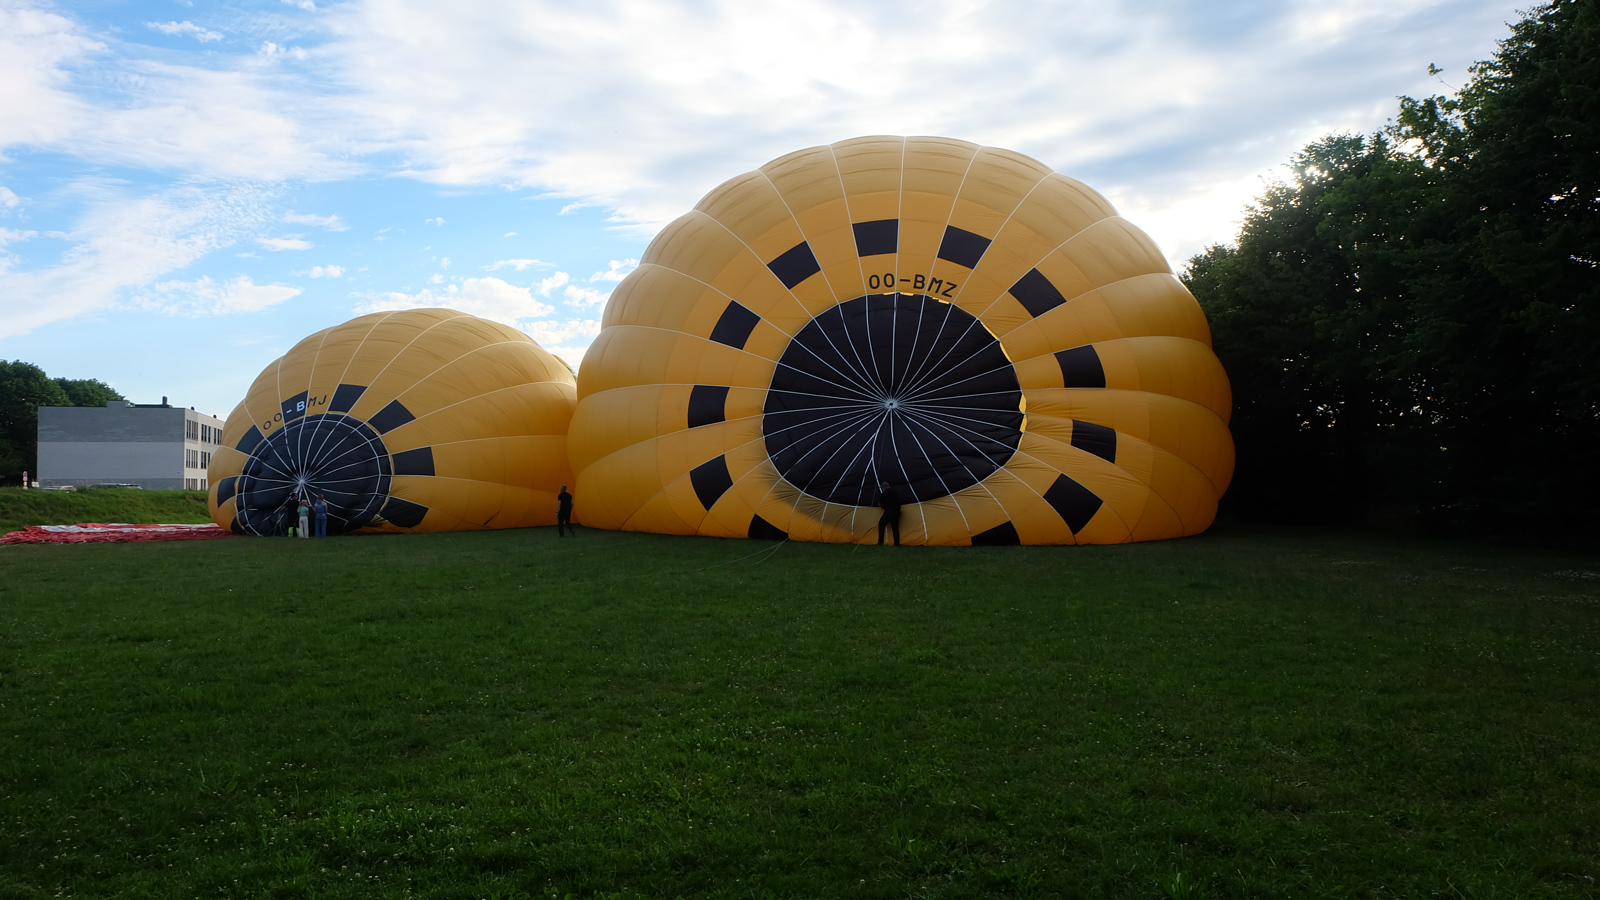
[[209, 308, 575, 535], [569, 136, 1233, 545]]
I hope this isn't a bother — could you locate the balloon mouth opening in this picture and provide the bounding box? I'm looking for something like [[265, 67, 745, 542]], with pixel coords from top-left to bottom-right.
[[762, 292, 1023, 507], [232, 412, 393, 535]]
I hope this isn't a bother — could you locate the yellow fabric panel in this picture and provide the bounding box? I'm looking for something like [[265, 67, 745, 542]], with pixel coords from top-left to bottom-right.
[[1001, 274, 1211, 361], [946, 147, 1052, 244], [576, 437, 668, 530], [1006, 175, 1119, 255], [428, 436, 571, 492], [708, 173, 808, 268], [567, 385, 665, 474], [833, 136, 905, 224], [382, 382, 575, 453], [1024, 411, 1219, 536], [1024, 389, 1234, 493], [576, 327, 776, 397]]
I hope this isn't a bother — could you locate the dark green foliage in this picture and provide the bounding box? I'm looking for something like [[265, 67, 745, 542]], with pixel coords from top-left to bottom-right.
[[1185, 1, 1600, 530], [0, 360, 68, 483], [53, 377, 123, 409], [0, 527, 1595, 897]]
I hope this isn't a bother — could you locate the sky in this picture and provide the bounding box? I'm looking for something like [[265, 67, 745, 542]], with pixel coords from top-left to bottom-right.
[[0, 0, 1523, 420]]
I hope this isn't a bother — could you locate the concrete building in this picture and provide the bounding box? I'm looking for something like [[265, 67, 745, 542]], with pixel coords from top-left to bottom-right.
[[38, 399, 226, 491]]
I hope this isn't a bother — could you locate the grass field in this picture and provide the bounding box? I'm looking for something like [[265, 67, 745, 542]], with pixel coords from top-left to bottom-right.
[[0, 488, 212, 535], [1, 525, 1596, 899]]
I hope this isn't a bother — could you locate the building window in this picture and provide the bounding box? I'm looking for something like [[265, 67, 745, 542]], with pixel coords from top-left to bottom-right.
[[186, 478, 197, 490], [201, 451, 210, 470]]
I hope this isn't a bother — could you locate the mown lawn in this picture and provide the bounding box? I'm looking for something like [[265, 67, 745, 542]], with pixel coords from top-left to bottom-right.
[[0, 526, 1596, 899]]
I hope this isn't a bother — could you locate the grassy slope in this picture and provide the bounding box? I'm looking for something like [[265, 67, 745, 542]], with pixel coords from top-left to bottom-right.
[[0, 487, 212, 534], [0, 526, 1596, 899]]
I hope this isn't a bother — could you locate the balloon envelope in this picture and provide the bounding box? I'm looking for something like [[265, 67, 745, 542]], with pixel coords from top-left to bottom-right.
[[210, 308, 576, 535], [570, 136, 1234, 545]]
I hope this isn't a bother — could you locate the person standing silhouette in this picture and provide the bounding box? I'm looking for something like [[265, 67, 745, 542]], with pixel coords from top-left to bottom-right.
[[877, 481, 902, 546], [557, 485, 576, 537], [313, 494, 329, 538]]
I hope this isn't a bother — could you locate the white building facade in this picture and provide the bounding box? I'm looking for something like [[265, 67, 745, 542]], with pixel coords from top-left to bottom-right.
[[38, 400, 226, 491]]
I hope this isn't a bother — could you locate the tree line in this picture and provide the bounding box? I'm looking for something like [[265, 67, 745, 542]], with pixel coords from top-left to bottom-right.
[[0, 360, 123, 485], [1184, 0, 1598, 532]]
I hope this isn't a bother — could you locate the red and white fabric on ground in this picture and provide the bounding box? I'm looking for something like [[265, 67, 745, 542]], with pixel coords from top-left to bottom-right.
[[0, 523, 234, 545]]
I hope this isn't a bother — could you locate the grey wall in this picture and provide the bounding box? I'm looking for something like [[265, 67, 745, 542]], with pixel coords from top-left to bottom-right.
[[36, 406, 223, 489], [39, 406, 185, 443]]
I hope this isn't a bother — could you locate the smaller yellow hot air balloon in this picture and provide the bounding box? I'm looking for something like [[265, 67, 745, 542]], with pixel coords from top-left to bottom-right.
[[209, 308, 575, 534]]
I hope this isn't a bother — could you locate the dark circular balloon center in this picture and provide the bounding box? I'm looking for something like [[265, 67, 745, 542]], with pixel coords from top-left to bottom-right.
[[763, 293, 1023, 506], [234, 414, 392, 535]]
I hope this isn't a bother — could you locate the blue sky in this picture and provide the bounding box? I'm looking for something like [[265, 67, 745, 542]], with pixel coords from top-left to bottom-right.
[[1, 0, 1522, 419]]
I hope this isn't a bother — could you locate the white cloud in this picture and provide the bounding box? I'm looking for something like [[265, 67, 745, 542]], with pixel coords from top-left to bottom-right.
[[282, 0, 317, 11], [299, 0, 1514, 257], [0, 187, 21, 211], [488, 258, 551, 271], [0, 228, 37, 248], [355, 276, 554, 325], [133, 275, 301, 315], [503, 231, 516, 237], [519, 317, 601, 369], [558, 201, 594, 216], [0, 183, 276, 337], [440, 256, 450, 267], [563, 284, 607, 308], [283, 211, 348, 231], [589, 258, 637, 282], [534, 271, 569, 297], [295, 264, 343, 278], [258, 236, 311, 251], [147, 21, 222, 42], [428, 273, 443, 283], [425, 217, 444, 226]]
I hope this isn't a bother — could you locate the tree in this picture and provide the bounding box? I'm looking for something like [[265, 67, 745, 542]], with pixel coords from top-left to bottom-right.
[[0, 361, 70, 483], [55, 378, 123, 409], [1186, 1, 1600, 531]]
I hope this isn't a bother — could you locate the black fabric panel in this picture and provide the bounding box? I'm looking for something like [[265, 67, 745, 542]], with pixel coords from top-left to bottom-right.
[[1043, 473, 1103, 534], [392, 447, 435, 476], [937, 226, 992, 269], [971, 521, 1021, 546], [852, 219, 899, 257], [1070, 420, 1117, 463], [215, 475, 238, 505], [381, 497, 428, 528], [281, 391, 309, 424], [329, 383, 367, 414], [236, 425, 264, 455], [1055, 345, 1106, 388], [748, 514, 788, 541], [768, 241, 822, 289], [368, 399, 416, 435], [228, 516, 242, 535], [690, 455, 734, 511], [709, 301, 761, 350], [763, 293, 1023, 506], [1009, 268, 1068, 317], [687, 385, 730, 429]]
